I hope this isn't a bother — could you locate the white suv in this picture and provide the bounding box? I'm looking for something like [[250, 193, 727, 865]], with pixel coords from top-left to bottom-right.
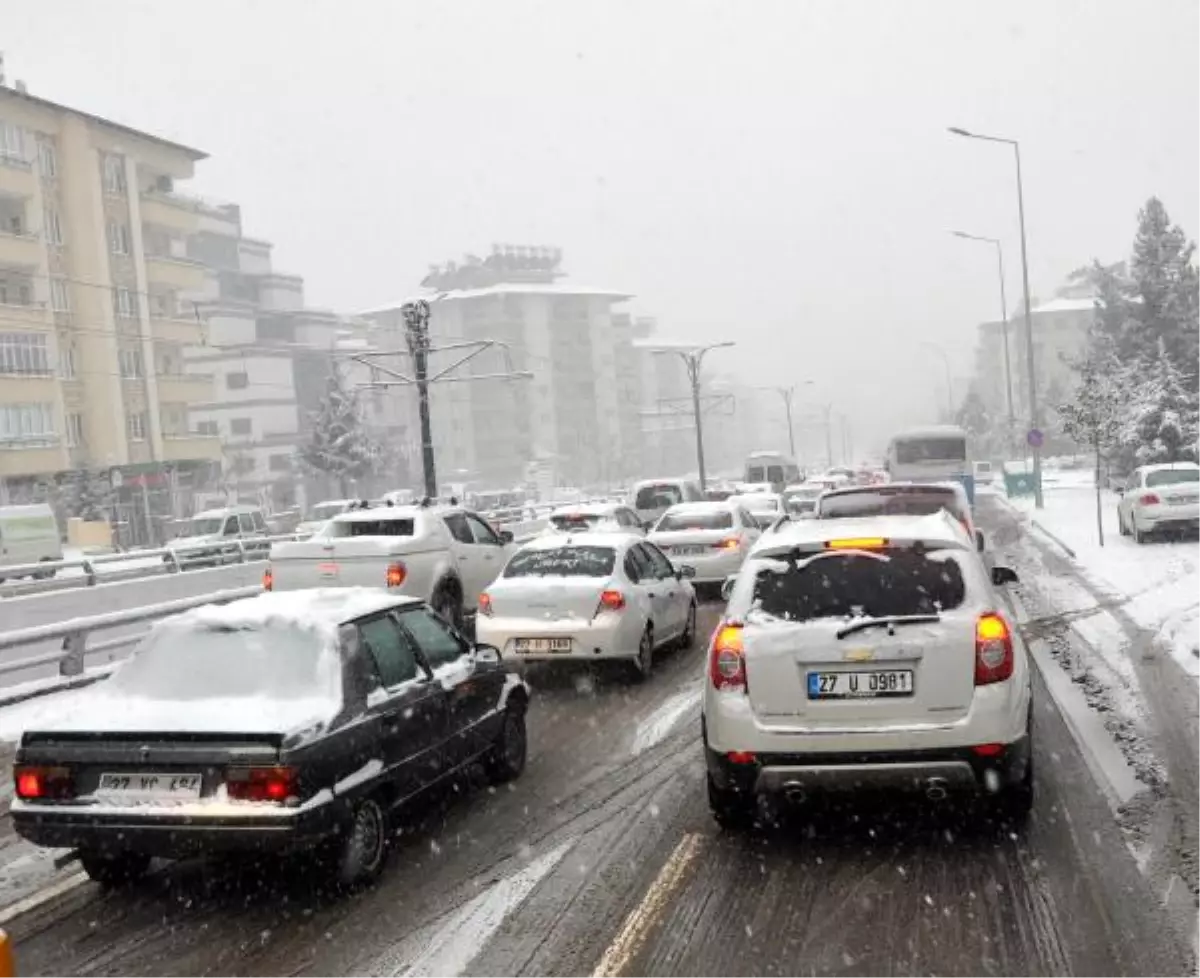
[[701, 511, 1031, 828]]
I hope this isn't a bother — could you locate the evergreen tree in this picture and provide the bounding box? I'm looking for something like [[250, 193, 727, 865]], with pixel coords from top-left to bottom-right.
[[1127, 197, 1199, 380], [58, 469, 114, 521], [955, 388, 996, 456], [1123, 337, 1199, 465], [299, 372, 381, 495]]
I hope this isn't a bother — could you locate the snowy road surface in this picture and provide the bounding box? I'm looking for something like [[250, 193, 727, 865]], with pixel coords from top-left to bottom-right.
[[0, 524, 1194, 975]]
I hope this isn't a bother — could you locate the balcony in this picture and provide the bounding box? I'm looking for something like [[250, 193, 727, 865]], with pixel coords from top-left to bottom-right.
[[151, 315, 205, 346], [0, 156, 36, 198], [145, 253, 205, 292], [0, 229, 42, 268], [0, 300, 49, 327], [161, 433, 222, 463], [140, 192, 201, 234], [156, 372, 214, 403], [0, 375, 58, 403], [0, 442, 65, 477]]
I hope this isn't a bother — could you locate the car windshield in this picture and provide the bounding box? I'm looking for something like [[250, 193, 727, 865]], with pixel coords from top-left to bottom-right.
[[819, 489, 962, 520], [323, 518, 415, 537], [894, 438, 967, 464], [189, 517, 224, 535], [656, 510, 733, 531], [504, 546, 616, 578], [752, 550, 966, 622], [1145, 469, 1200, 487], [111, 624, 339, 701], [636, 485, 683, 509]]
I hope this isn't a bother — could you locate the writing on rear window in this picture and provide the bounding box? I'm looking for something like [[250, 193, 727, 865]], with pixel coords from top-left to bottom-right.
[[504, 546, 616, 578]]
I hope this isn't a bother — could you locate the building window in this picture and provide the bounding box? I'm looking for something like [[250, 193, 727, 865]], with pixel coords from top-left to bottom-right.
[[196, 420, 218, 436], [150, 290, 178, 318], [230, 417, 252, 436], [102, 154, 127, 194], [38, 141, 56, 178], [0, 121, 26, 161], [59, 343, 76, 379], [0, 403, 55, 444], [43, 207, 62, 245], [112, 287, 138, 319], [107, 220, 130, 255], [49, 278, 69, 312], [0, 332, 51, 376], [126, 411, 147, 442], [65, 412, 84, 448], [268, 453, 291, 472], [226, 371, 249, 390], [119, 347, 144, 379]]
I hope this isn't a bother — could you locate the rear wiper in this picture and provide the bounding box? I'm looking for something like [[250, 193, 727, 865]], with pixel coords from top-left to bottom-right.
[[836, 614, 941, 640]]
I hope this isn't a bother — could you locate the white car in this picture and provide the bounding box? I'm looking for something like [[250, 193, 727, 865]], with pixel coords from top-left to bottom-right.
[[544, 502, 646, 536], [647, 501, 761, 588], [1117, 462, 1200, 543], [780, 484, 824, 518], [629, 478, 706, 529], [727, 492, 784, 530], [294, 499, 359, 539], [702, 511, 1031, 828], [476, 533, 698, 680]]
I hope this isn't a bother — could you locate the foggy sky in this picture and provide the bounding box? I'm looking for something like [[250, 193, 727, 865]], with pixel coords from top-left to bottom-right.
[[8, 0, 1198, 457]]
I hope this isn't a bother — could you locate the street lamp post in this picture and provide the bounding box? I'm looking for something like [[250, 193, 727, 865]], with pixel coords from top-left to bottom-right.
[[949, 126, 1043, 508], [951, 230, 1014, 426], [655, 342, 734, 491]]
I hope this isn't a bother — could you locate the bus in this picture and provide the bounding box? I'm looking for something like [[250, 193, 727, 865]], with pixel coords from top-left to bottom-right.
[[743, 451, 801, 493], [884, 425, 975, 504]]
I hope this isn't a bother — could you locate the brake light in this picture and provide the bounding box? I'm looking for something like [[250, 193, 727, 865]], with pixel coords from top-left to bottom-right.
[[226, 766, 297, 803], [975, 612, 1014, 685], [971, 743, 1005, 757], [710, 623, 746, 690], [386, 562, 406, 588], [1140, 493, 1161, 506], [826, 537, 887, 551], [14, 765, 72, 800], [479, 592, 493, 617], [597, 590, 625, 612], [713, 536, 741, 550], [262, 566, 273, 591]]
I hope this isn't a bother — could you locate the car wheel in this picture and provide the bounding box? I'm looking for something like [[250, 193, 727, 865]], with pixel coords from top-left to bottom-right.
[[678, 602, 697, 650], [707, 774, 756, 830], [1133, 522, 1148, 545], [484, 705, 528, 784], [630, 626, 654, 682], [995, 752, 1034, 826], [331, 796, 389, 889], [79, 850, 151, 886]]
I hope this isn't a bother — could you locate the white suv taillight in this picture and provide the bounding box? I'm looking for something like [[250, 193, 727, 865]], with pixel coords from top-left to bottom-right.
[[975, 612, 1014, 685], [709, 622, 746, 690]]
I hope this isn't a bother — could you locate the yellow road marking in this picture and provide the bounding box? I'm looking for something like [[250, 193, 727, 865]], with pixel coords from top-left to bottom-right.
[[592, 832, 705, 977]]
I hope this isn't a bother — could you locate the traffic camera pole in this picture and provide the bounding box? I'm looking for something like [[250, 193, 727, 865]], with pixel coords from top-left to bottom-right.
[[403, 300, 438, 500]]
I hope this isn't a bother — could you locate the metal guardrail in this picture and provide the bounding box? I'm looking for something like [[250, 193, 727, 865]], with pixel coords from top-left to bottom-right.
[[0, 587, 261, 681], [0, 534, 302, 599]]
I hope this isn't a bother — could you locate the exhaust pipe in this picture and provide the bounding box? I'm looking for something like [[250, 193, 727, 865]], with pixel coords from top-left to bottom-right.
[[925, 777, 949, 802], [781, 780, 807, 805]]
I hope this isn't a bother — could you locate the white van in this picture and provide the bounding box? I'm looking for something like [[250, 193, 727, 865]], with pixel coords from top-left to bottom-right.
[[630, 478, 706, 528], [165, 504, 270, 567], [0, 504, 63, 579]]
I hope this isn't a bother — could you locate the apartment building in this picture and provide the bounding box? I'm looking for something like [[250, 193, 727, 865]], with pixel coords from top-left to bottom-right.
[[0, 83, 221, 498], [362, 247, 633, 490]]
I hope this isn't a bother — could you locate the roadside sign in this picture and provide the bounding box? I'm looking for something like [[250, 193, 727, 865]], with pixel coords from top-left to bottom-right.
[[1026, 428, 1045, 448], [109, 469, 124, 489]]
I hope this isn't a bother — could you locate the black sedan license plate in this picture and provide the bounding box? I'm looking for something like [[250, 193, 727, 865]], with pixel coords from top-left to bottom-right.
[[807, 670, 914, 699]]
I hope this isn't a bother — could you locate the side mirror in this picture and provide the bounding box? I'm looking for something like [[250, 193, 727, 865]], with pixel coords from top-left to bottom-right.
[[499, 529, 514, 544], [474, 643, 502, 664], [677, 564, 697, 579], [721, 576, 736, 601], [991, 565, 1019, 586], [975, 530, 986, 553]]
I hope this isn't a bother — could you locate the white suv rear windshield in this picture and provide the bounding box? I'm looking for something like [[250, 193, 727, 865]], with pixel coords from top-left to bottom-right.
[[1145, 469, 1199, 487], [636, 485, 683, 509], [751, 550, 966, 622], [325, 519, 415, 537], [505, 546, 616, 578], [819, 488, 964, 520]]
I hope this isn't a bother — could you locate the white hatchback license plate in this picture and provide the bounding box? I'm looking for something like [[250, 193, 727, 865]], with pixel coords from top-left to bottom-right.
[[514, 638, 573, 653], [97, 772, 202, 799], [807, 670, 914, 699]]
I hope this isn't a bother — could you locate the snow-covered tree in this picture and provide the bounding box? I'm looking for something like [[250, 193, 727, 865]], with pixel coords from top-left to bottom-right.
[[1127, 198, 1199, 381], [955, 387, 999, 457], [299, 372, 381, 495], [1123, 337, 1199, 465], [58, 469, 114, 521]]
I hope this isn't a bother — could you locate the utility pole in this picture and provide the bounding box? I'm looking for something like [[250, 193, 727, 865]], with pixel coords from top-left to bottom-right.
[[402, 300, 437, 499], [776, 387, 797, 457], [652, 342, 734, 491]]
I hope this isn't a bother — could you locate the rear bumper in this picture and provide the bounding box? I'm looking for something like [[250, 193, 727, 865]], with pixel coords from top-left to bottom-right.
[[11, 800, 342, 858], [1136, 506, 1199, 531], [704, 737, 1031, 796], [476, 615, 633, 662]]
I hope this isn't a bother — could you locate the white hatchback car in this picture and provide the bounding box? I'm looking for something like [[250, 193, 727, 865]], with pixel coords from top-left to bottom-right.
[[477, 533, 697, 680], [1117, 462, 1200, 543], [702, 511, 1031, 828], [648, 501, 761, 589], [544, 503, 646, 537]]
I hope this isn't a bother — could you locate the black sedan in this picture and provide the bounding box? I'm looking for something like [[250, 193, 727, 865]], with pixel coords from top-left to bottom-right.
[[11, 588, 529, 888]]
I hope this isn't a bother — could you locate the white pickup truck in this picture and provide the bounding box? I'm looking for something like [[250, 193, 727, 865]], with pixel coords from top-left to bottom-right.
[[266, 503, 517, 629]]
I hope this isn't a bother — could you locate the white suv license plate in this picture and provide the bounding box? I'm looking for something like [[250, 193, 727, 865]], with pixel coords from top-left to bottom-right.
[[97, 773, 202, 800], [515, 638, 572, 653], [808, 670, 914, 699]]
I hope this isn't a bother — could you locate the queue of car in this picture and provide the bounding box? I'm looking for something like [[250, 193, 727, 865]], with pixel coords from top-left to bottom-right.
[[10, 467, 1031, 893]]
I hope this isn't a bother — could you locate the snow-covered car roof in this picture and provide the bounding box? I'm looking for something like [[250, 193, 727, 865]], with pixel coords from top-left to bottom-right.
[[660, 500, 739, 515], [518, 530, 643, 551], [750, 511, 971, 558], [783, 484, 824, 496], [169, 587, 422, 633], [1138, 461, 1200, 473], [193, 504, 263, 519], [549, 502, 625, 518], [730, 492, 782, 508], [328, 503, 471, 523], [823, 481, 967, 500]]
